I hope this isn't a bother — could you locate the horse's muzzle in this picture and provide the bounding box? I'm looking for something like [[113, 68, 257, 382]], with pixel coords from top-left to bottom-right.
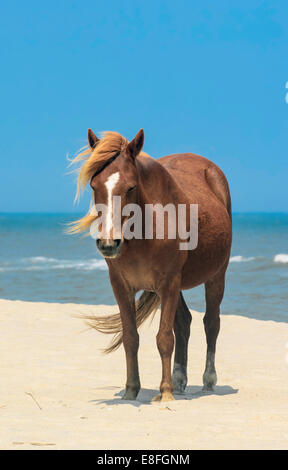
[[96, 239, 123, 258]]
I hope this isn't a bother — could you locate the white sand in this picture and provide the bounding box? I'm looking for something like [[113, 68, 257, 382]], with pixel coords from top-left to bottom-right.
[[0, 298, 287, 450]]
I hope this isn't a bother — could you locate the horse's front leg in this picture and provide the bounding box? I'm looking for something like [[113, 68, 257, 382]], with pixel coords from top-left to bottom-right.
[[110, 274, 140, 400], [153, 278, 181, 402], [120, 296, 140, 400]]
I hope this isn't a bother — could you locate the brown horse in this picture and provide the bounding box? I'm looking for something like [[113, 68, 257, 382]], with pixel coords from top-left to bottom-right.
[[69, 128, 232, 402]]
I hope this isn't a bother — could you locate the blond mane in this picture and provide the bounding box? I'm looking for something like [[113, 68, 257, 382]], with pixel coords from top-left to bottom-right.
[[71, 131, 129, 202], [67, 131, 139, 234]]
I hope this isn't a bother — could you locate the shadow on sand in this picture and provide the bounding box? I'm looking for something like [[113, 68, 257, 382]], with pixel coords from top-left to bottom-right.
[[90, 385, 238, 408]]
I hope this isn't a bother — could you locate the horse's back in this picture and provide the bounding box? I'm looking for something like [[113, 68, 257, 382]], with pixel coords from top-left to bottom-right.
[[158, 153, 231, 216]]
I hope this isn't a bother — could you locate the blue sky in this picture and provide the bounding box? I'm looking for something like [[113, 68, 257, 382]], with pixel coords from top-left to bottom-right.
[[0, 1, 287, 212]]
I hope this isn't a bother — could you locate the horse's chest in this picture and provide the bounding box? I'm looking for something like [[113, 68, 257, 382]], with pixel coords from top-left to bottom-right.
[[112, 253, 174, 292]]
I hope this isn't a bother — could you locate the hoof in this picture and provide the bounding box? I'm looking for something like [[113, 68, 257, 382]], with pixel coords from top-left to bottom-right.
[[202, 384, 214, 392], [202, 370, 217, 391], [152, 392, 175, 403], [122, 387, 139, 401], [172, 377, 187, 394], [173, 384, 186, 394], [172, 363, 187, 394]]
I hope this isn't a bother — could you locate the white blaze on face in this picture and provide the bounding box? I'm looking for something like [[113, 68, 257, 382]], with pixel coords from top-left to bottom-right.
[[104, 171, 120, 238]]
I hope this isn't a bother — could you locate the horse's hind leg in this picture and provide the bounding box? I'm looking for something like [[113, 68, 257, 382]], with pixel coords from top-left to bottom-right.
[[172, 292, 192, 394], [203, 269, 226, 391]]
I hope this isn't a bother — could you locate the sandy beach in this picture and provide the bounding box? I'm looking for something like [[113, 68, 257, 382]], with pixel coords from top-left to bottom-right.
[[0, 298, 287, 450]]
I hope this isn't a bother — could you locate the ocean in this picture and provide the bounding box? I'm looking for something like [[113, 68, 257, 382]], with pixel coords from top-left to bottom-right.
[[0, 213, 287, 322]]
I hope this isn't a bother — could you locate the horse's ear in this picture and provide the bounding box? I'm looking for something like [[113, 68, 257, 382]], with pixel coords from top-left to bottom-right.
[[127, 129, 144, 159], [88, 128, 100, 149]]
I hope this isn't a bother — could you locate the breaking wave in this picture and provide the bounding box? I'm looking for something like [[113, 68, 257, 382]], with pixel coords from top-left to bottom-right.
[[229, 255, 255, 263], [274, 254, 288, 264], [0, 257, 107, 272]]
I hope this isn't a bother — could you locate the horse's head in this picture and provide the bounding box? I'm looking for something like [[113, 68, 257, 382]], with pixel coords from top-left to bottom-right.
[[89, 128, 144, 258]]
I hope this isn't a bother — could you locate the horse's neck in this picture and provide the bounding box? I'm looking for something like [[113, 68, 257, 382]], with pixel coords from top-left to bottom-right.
[[136, 155, 185, 206]]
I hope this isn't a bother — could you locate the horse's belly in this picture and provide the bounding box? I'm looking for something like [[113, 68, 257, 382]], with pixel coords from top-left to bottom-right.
[[181, 214, 232, 289]]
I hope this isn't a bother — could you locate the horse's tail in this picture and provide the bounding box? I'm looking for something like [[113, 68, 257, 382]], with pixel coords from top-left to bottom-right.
[[84, 291, 160, 354]]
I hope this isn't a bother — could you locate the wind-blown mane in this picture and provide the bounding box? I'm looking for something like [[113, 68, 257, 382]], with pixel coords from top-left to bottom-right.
[[73, 131, 129, 201], [67, 131, 129, 234]]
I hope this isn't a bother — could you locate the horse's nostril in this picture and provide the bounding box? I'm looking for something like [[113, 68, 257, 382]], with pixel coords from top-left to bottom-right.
[[96, 239, 121, 252]]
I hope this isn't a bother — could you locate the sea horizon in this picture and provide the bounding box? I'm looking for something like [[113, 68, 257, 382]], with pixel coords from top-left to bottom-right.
[[0, 212, 287, 323]]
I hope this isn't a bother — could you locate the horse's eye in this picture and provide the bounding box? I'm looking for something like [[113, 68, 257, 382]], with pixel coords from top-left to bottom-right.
[[127, 185, 136, 193]]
